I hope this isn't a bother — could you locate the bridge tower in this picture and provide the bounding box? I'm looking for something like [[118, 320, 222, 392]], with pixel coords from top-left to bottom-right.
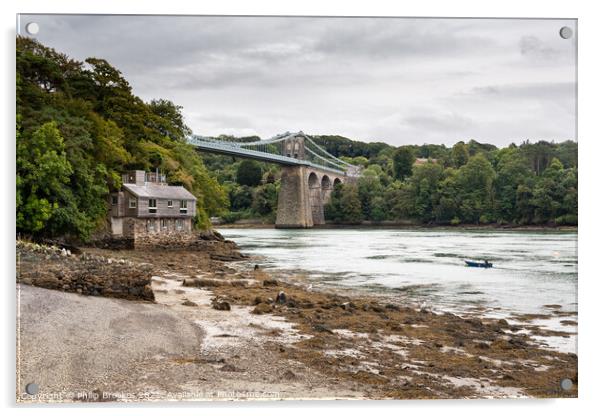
[[275, 166, 314, 228], [275, 134, 345, 227]]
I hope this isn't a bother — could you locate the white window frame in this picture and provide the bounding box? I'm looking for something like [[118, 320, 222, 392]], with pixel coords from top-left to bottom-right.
[[148, 198, 157, 213], [129, 198, 137, 209], [111, 195, 118, 205], [180, 200, 188, 213], [167, 200, 173, 208], [176, 219, 183, 230]]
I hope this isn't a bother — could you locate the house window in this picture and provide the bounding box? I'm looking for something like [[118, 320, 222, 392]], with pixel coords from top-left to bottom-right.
[[176, 219, 183, 231], [146, 219, 156, 232], [129, 198, 137, 208], [167, 200, 173, 208], [111, 195, 118, 205], [149, 199, 157, 213], [161, 218, 167, 230], [180, 200, 188, 213]]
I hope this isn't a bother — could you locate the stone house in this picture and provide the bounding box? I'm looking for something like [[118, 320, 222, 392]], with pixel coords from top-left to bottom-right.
[[414, 158, 438, 166], [109, 170, 197, 245]]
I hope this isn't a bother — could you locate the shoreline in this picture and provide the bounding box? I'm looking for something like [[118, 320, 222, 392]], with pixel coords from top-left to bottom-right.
[[217, 222, 578, 232], [17, 238, 578, 401]]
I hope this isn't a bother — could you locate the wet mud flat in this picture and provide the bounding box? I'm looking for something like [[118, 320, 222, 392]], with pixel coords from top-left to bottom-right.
[[18, 240, 577, 401]]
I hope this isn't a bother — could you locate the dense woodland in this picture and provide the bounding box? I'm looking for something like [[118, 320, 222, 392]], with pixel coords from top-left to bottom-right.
[[16, 38, 577, 242], [16, 37, 227, 241], [323, 138, 577, 226], [202, 136, 577, 226]]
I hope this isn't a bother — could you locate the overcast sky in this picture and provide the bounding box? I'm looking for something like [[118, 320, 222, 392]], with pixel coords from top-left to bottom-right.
[[20, 15, 576, 146]]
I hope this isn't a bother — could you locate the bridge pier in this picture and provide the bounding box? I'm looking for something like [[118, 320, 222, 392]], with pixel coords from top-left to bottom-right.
[[275, 166, 346, 228], [309, 172, 325, 225], [275, 166, 314, 228]]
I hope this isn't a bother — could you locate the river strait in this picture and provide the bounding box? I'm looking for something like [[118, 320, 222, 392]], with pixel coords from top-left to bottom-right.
[[218, 228, 578, 353]]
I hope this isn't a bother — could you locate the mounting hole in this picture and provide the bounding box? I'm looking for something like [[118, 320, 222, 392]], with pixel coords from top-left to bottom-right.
[[25, 22, 39, 35], [560, 378, 573, 391], [25, 382, 39, 395], [559, 26, 573, 39]]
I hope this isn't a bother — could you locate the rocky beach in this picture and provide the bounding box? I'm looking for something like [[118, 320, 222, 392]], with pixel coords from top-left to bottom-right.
[[16, 235, 578, 402]]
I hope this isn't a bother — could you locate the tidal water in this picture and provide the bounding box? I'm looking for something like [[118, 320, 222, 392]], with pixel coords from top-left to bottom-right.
[[218, 228, 578, 350]]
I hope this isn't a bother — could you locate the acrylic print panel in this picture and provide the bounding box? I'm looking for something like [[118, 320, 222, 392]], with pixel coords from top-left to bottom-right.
[[16, 14, 577, 402]]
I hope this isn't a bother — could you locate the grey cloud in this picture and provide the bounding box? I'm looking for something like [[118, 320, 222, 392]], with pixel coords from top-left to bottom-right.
[[404, 112, 474, 134], [20, 14, 576, 146], [520, 36, 562, 61], [194, 113, 254, 129], [313, 18, 496, 60]]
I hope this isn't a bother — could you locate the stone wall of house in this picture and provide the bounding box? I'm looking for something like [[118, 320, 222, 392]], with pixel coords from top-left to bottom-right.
[[16, 241, 154, 301], [127, 217, 198, 248]]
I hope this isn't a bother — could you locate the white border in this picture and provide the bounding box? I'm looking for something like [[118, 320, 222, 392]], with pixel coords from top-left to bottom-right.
[[2, 1, 600, 415]]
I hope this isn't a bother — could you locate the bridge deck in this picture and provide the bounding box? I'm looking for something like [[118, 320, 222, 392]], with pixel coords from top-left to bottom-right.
[[189, 139, 346, 175]]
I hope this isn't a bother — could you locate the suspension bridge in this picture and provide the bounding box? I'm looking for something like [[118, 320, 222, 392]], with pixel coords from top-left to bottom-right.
[[186, 131, 361, 228], [187, 131, 360, 176]]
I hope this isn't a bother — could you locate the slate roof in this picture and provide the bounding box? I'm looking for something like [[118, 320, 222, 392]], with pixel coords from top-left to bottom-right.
[[123, 184, 197, 200]]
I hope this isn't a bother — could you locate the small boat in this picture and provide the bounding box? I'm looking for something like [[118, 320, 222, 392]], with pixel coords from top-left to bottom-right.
[[465, 260, 493, 268]]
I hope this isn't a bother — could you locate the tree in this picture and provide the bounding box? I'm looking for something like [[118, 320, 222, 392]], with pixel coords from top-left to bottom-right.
[[451, 141, 469, 168], [387, 181, 415, 220], [236, 160, 263, 186], [252, 183, 279, 216], [229, 186, 254, 211], [339, 185, 363, 224], [408, 162, 444, 222], [148, 99, 192, 141], [532, 158, 565, 223], [393, 146, 415, 180], [515, 184, 535, 224], [370, 196, 388, 222], [16, 122, 73, 234], [432, 168, 460, 224], [325, 183, 362, 224], [357, 172, 384, 220], [493, 148, 533, 223], [454, 154, 496, 223], [325, 182, 344, 222]]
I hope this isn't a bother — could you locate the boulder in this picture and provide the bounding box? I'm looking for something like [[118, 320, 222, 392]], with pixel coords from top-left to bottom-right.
[[313, 324, 334, 334], [212, 298, 231, 311], [182, 300, 198, 307], [252, 303, 272, 315]]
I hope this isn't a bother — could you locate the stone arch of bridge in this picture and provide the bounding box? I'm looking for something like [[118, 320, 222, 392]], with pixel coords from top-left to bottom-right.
[[321, 175, 331, 190], [308, 172, 320, 189]]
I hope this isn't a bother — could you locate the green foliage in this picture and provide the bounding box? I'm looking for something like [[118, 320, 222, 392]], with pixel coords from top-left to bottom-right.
[[252, 183, 278, 216], [16, 37, 227, 239], [236, 160, 263, 186], [17, 122, 72, 233], [392, 146, 415, 180], [207, 131, 577, 226], [342, 141, 576, 226], [454, 154, 496, 224], [325, 183, 363, 224], [451, 141, 469, 168]]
